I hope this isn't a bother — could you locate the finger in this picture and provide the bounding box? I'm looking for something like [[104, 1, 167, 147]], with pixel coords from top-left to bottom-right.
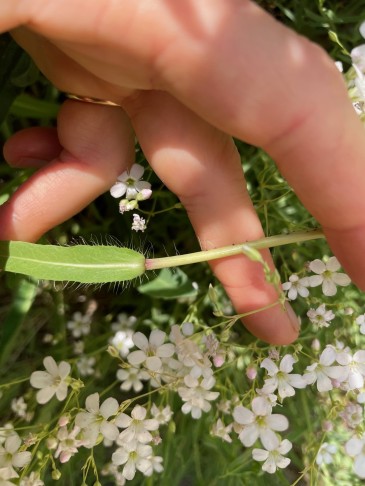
[[3, 127, 61, 168], [0, 100, 134, 241], [153, 1, 365, 289], [124, 91, 299, 345]]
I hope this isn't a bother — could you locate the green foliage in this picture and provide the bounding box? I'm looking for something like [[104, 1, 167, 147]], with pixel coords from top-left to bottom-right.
[[138, 267, 198, 300], [0, 241, 146, 283]]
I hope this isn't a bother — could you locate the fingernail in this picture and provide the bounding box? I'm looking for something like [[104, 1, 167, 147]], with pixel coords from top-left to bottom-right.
[[285, 301, 300, 333]]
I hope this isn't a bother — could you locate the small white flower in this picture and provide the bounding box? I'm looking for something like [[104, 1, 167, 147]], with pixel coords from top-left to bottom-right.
[[115, 405, 159, 444], [355, 314, 365, 335], [340, 403, 363, 428], [11, 398, 27, 419], [30, 356, 71, 404], [142, 454, 164, 476], [54, 426, 83, 463], [233, 397, 289, 449], [261, 354, 307, 399], [303, 347, 348, 392], [66, 311, 91, 338], [0, 433, 31, 475], [75, 393, 119, 448], [282, 275, 310, 300], [111, 313, 137, 332], [345, 434, 365, 478], [336, 350, 365, 390], [211, 419, 232, 443], [112, 440, 153, 481], [150, 404, 173, 426], [308, 257, 351, 296], [127, 330, 175, 372], [76, 356, 96, 376], [178, 375, 219, 419], [252, 438, 292, 474], [111, 330, 135, 358], [307, 304, 335, 328], [110, 164, 151, 200], [117, 366, 150, 393], [131, 214, 147, 232], [316, 442, 337, 466]]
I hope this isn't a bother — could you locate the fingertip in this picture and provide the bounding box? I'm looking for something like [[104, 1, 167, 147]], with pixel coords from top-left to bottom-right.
[[3, 127, 61, 168], [242, 301, 299, 345]]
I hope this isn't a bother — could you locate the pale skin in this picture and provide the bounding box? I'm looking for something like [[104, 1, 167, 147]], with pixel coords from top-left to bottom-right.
[[1, 0, 365, 345]]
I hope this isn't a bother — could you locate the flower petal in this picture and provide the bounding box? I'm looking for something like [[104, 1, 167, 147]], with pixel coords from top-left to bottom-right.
[[128, 350, 147, 366], [85, 393, 100, 414], [309, 260, 326, 274], [149, 329, 166, 348], [43, 356, 58, 376], [233, 406, 254, 425], [100, 421, 119, 441], [129, 163, 144, 180], [58, 361, 71, 379], [36, 387, 55, 404], [131, 404, 147, 421], [30, 371, 53, 389], [326, 256, 341, 272], [110, 182, 127, 198], [322, 279, 337, 297], [100, 397, 119, 419], [132, 332, 149, 351], [252, 448, 269, 462], [239, 424, 259, 447]]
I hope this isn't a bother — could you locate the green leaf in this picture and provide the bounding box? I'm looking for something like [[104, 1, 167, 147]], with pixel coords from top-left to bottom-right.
[[0, 35, 38, 123], [10, 93, 59, 119], [0, 241, 145, 283], [0, 277, 37, 369], [137, 267, 198, 300]]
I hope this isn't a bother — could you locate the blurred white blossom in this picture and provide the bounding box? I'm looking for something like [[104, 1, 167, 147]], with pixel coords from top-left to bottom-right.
[[30, 356, 71, 404]]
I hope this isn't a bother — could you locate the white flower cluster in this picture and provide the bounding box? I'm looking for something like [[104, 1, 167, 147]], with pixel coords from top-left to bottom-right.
[[282, 256, 352, 332], [109, 163, 152, 231], [210, 342, 365, 476], [282, 256, 351, 301], [117, 325, 221, 420]]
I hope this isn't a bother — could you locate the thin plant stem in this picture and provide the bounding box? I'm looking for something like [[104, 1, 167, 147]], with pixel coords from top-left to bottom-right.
[[145, 229, 325, 270]]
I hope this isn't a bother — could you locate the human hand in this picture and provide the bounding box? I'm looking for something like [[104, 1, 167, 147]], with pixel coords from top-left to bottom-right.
[[1, 0, 364, 345]]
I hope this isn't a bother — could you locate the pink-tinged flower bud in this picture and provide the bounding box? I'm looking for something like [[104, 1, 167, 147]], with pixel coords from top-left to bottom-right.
[[136, 188, 152, 201], [331, 379, 341, 389], [58, 415, 70, 427], [213, 353, 225, 368], [246, 366, 257, 380]]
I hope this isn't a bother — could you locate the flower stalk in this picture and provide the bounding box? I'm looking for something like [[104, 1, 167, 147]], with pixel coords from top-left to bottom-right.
[[145, 229, 325, 271]]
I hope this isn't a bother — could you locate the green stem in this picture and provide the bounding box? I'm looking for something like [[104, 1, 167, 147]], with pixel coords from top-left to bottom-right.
[[145, 228, 325, 270]]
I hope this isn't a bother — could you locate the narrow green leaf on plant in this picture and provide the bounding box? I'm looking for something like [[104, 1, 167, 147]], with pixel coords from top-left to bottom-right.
[[0, 241, 145, 283]]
